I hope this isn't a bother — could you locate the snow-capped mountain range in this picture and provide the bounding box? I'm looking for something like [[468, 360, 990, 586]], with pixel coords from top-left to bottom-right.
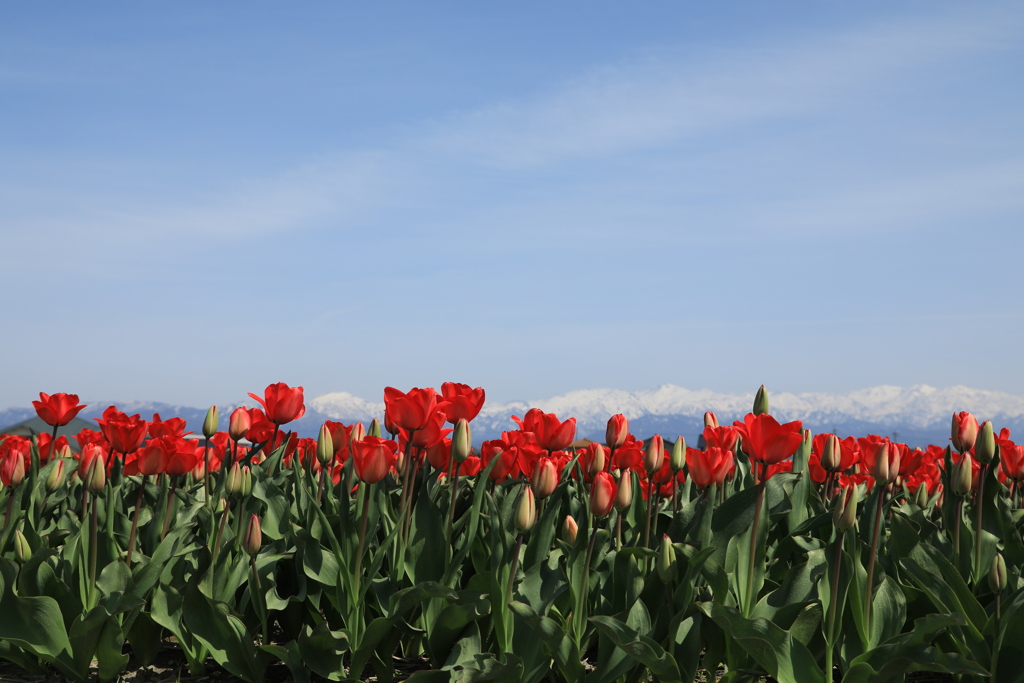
[[4, 385, 1023, 448]]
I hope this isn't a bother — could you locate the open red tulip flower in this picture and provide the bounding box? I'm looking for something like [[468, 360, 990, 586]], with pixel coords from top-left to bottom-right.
[[703, 425, 740, 454], [384, 387, 449, 433], [352, 436, 399, 484], [96, 406, 149, 455], [32, 392, 87, 427], [999, 439, 1024, 482], [686, 446, 735, 490], [148, 413, 192, 439], [249, 382, 305, 426], [512, 408, 576, 452], [734, 413, 804, 467], [440, 382, 485, 424]]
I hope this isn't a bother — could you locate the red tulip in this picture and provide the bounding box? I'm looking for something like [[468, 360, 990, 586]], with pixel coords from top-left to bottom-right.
[[590, 471, 617, 517], [229, 407, 252, 441], [605, 414, 630, 449], [76, 443, 108, 479], [148, 413, 191, 439], [425, 437, 452, 471], [0, 440, 28, 487], [644, 435, 665, 476], [36, 433, 70, 464], [951, 411, 979, 453], [440, 383, 486, 424], [249, 382, 305, 426], [531, 457, 560, 499], [856, 435, 891, 479], [96, 406, 149, 455], [402, 411, 451, 449], [352, 436, 399, 484], [734, 413, 803, 466], [32, 392, 87, 427], [480, 439, 520, 480], [703, 425, 739, 454], [126, 437, 173, 476], [246, 408, 276, 444], [512, 409, 576, 452], [75, 428, 108, 452], [686, 446, 734, 490], [384, 387, 448, 433]]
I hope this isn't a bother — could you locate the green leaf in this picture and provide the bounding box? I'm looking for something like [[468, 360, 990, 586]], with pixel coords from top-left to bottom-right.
[[261, 641, 311, 683], [407, 484, 447, 584], [450, 653, 524, 682], [0, 559, 78, 679], [297, 622, 349, 681], [427, 591, 491, 668], [588, 614, 682, 683], [183, 580, 264, 683], [509, 601, 584, 682]]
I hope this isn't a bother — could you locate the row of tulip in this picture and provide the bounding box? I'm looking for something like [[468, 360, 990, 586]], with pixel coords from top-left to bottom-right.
[[0, 383, 1020, 682]]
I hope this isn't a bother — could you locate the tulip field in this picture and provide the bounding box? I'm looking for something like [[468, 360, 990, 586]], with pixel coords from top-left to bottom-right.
[[1, 383, 1023, 682]]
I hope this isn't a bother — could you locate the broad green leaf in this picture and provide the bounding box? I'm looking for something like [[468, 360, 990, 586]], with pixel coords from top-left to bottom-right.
[[509, 601, 584, 682], [182, 581, 264, 683], [589, 614, 682, 683]]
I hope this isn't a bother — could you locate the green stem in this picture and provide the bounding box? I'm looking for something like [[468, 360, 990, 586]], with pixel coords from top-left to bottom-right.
[[316, 467, 326, 507], [354, 484, 372, 597], [974, 463, 988, 584], [575, 521, 600, 643], [825, 531, 844, 682], [212, 497, 231, 565], [161, 476, 178, 541], [125, 475, 147, 568], [250, 557, 268, 644], [505, 534, 524, 607], [953, 496, 963, 571], [744, 463, 766, 617], [445, 460, 459, 544], [89, 491, 99, 609], [864, 484, 886, 635], [0, 493, 14, 553]]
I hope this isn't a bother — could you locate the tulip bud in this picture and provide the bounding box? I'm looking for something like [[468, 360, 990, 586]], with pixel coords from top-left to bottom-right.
[[84, 455, 105, 494], [241, 514, 262, 557], [704, 411, 719, 429], [588, 444, 607, 478], [350, 422, 367, 446], [515, 486, 537, 533], [989, 552, 1007, 594], [914, 482, 929, 509], [821, 434, 841, 472], [531, 458, 559, 499], [656, 534, 677, 583], [644, 435, 665, 476], [225, 462, 244, 496], [4, 455, 25, 489], [229, 407, 251, 441], [203, 405, 219, 440], [951, 412, 978, 453], [55, 443, 72, 460], [832, 485, 858, 531], [975, 421, 996, 464], [367, 418, 382, 438], [13, 530, 31, 563], [670, 437, 686, 473], [451, 419, 472, 463], [753, 385, 770, 416], [873, 443, 894, 485], [953, 453, 974, 496], [605, 414, 629, 450], [590, 471, 616, 517], [45, 459, 66, 493], [614, 471, 633, 510], [561, 515, 578, 544], [317, 424, 334, 465], [240, 465, 253, 498]]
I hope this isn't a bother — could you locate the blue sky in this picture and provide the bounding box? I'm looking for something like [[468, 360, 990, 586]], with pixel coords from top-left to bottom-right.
[[2, 2, 1023, 409]]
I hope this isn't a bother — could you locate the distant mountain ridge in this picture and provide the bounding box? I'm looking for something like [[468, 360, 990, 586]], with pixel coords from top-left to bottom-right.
[[3, 385, 1023, 448]]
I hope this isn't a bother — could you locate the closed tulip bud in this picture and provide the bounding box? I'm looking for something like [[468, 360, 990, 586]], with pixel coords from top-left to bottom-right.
[[240, 465, 253, 498], [975, 421, 996, 464], [531, 459, 559, 499], [317, 424, 334, 465], [45, 459, 66, 493], [644, 435, 665, 476], [832, 484, 858, 531], [13, 530, 31, 563], [229, 407, 251, 442], [203, 405, 219, 440], [951, 412, 978, 453], [590, 471, 616, 517], [614, 471, 633, 510], [451, 419, 472, 463], [704, 412, 720, 429], [561, 515, 578, 544], [953, 453, 974, 496], [753, 385, 770, 416], [670, 437, 686, 473], [241, 514, 262, 557], [821, 434, 841, 472], [605, 414, 630, 449], [515, 486, 537, 532], [656, 534, 677, 583], [225, 462, 244, 496], [914, 482, 929, 508], [989, 552, 1007, 594], [84, 455, 105, 493], [588, 444, 607, 478], [873, 443, 893, 485], [367, 418, 382, 438], [55, 443, 72, 460], [350, 422, 367, 445]]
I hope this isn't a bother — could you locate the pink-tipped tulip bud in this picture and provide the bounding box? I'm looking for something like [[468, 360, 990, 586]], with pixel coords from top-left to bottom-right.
[[753, 385, 770, 416], [704, 412, 720, 429], [191, 460, 206, 482], [670, 437, 686, 474], [241, 514, 262, 557], [590, 471, 616, 517], [84, 455, 105, 494], [951, 412, 978, 453], [45, 459, 66, 494], [656, 534, 677, 583], [55, 443, 72, 460], [225, 462, 244, 496], [367, 418, 382, 439], [989, 552, 1007, 594], [832, 485, 858, 531], [605, 414, 629, 449], [316, 424, 334, 465], [13, 530, 31, 563], [561, 515, 578, 544], [531, 458, 559, 499], [821, 434, 842, 472], [229, 407, 251, 442], [452, 419, 472, 463], [644, 435, 665, 476], [588, 444, 607, 478], [203, 405, 219, 440], [953, 453, 974, 496], [350, 422, 367, 446], [975, 421, 996, 464], [515, 486, 537, 533], [873, 443, 894, 485], [614, 471, 633, 510]]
